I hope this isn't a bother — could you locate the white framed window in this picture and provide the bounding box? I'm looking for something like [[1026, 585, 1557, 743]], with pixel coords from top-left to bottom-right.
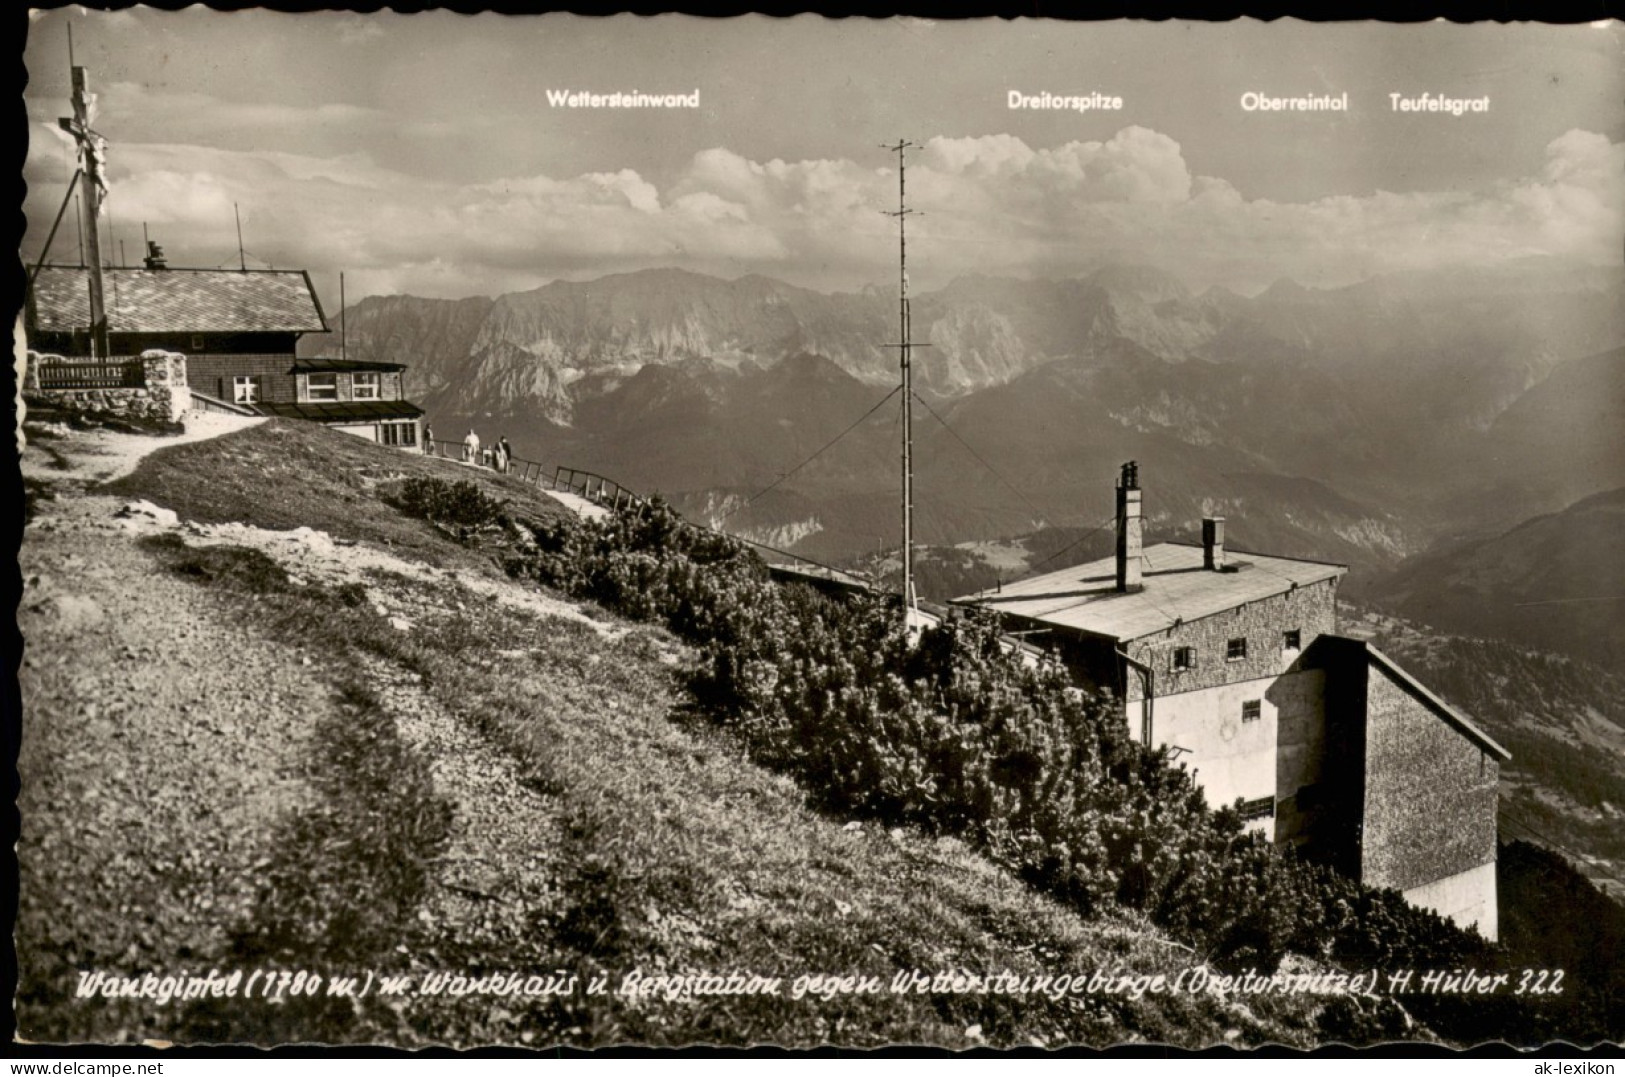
[[380, 421, 417, 447], [1171, 646, 1196, 672], [232, 375, 259, 404], [1226, 637, 1248, 662], [306, 373, 338, 401], [352, 372, 381, 400], [1283, 629, 1302, 652], [1242, 699, 1262, 723]]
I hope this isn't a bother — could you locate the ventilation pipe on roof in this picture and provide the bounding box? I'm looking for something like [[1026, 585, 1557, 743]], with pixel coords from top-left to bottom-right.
[[1115, 461, 1143, 593], [1203, 516, 1226, 571]]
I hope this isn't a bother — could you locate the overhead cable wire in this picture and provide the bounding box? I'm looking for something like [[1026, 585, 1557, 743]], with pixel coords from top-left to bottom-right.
[[911, 389, 1050, 528], [718, 384, 902, 522], [1004, 512, 1121, 586]]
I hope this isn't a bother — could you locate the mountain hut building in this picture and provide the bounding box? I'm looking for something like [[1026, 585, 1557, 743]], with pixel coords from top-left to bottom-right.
[[951, 462, 1509, 940], [27, 258, 424, 448]]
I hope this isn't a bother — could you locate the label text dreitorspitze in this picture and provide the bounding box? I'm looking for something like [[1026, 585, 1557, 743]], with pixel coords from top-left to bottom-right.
[[1007, 91, 1124, 112], [546, 89, 701, 108]]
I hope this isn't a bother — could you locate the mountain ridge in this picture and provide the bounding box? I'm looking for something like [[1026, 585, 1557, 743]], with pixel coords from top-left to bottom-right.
[[303, 259, 1623, 575]]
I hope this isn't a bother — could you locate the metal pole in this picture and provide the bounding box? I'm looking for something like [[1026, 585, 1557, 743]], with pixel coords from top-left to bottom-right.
[[882, 140, 919, 630], [340, 272, 346, 362], [235, 203, 247, 272]]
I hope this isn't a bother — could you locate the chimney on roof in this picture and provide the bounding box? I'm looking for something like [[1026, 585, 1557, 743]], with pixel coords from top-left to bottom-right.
[[1115, 461, 1143, 592], [1203, 516, 1226, 571], [143, 240, 167, 271]]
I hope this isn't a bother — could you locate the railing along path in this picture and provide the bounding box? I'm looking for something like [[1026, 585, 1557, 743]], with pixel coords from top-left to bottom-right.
[[35, 358, 145, 390], [419, 437, 867, 583]]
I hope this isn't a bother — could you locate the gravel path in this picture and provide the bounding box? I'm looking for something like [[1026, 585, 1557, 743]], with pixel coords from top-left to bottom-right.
[[21, 413, 264, 488]]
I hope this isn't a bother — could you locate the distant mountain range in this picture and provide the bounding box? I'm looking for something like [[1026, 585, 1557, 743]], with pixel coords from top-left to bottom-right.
[[304, 257, 1624, 601], [1366, 486, 1625, 669]]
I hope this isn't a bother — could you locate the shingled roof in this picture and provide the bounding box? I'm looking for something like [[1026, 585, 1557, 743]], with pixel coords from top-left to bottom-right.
[[29, 266, 328, 335]]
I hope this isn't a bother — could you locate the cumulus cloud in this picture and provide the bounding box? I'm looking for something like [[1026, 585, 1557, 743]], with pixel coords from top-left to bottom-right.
[[22, 117, 1622, 300]]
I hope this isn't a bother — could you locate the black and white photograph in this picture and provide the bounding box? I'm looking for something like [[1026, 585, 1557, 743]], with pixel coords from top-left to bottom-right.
[[12, 6, 1625, 1053]]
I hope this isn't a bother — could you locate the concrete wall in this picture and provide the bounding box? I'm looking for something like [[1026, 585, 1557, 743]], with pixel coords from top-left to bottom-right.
[[1122, 579, 1338, 701], [1142, 667, 1326, 841], [1271, 667, 1331, 848], [1360, 661, 1500, 900], [332, 420, 420, 447], [333, 423, 380, 442], [1403, 861, 1498, 941]]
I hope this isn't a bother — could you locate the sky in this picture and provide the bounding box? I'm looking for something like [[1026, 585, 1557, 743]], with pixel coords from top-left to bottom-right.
[[21, 9, 1625, 306]]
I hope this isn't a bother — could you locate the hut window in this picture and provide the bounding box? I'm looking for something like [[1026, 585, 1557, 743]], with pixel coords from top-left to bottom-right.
[[1226, 637, 1248, 661], [1238, 796, 1275, 821]]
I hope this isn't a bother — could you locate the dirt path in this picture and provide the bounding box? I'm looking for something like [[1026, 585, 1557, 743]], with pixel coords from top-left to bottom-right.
[[359, 654, 567, 952], [21, 413, 264, 488]]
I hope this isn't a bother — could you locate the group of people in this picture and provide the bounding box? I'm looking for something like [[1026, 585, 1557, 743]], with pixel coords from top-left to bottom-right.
[[421, 423, 516, 474]]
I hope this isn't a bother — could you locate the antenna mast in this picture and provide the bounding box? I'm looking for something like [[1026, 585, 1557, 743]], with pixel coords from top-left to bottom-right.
[[61, 60, 109, 357], [235, 203, 247, 271], [340, 271, 347, 362], [882, 140, 920, 632]]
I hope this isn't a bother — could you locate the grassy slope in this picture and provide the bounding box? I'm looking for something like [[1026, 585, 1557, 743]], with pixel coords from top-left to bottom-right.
[[66, 420, 1332, 1048], [104, 419, 572, 569]]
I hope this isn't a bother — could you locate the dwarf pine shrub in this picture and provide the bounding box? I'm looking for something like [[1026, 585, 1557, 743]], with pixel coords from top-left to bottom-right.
[[504, 501, 1544, 1041], [396, 476, 508, 530]]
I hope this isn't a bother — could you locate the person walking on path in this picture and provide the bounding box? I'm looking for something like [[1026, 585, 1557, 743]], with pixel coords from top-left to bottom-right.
[[463, 428, 480, 464], [499, 436, 514, 474], [423, 423, 435, 455]]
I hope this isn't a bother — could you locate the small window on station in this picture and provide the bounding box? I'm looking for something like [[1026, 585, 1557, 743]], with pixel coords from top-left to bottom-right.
[[1237, 796, 1275, 821], [1283, 629, 1302, 652], [1241, 699, 1262, 723], [1172, 646, 1196, 672], [1226, 637, 1248, 661]]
